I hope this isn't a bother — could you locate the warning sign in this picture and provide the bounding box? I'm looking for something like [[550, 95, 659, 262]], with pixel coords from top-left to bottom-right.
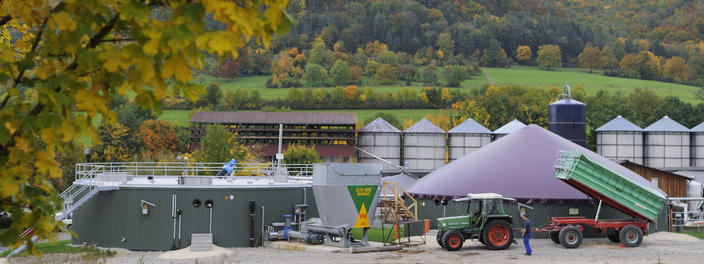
[[347, 185, 378, 228]]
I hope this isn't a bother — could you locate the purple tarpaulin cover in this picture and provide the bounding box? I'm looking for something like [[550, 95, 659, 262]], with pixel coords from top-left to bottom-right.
[[408, 124, 663, 203]]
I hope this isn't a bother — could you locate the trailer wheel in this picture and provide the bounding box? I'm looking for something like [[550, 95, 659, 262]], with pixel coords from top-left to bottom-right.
[[619, 225, 643, 247], [550, 231, 560, 244], [483, 220, 513, 250], [436, 231, 445, 248], [559, 226, 583, 249], [442, 230, 464, 251], [607, 233, 620, 243]]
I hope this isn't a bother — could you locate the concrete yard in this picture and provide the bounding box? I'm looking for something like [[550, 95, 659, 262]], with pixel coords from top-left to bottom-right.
[[6, 232, 704, 264]]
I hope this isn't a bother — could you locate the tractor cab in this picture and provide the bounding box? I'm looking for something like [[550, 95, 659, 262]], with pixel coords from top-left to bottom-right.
[[436, 193, 515, 251]]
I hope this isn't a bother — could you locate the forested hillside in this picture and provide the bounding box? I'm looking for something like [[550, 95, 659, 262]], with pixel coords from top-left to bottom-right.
[[212, 0, 704, 87]]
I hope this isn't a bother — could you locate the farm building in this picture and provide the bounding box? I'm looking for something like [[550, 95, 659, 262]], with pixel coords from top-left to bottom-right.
[[447, 118, 492, 162], [407, 125, 669, 236], [403, 118, 446, 173], [358, 117, 403, 174], [618, 160, 691, 197], [596, 115, 644, 164], [493, 119, 526, 141], [644, 116, 690, 168], [189, 112, 357, 162]]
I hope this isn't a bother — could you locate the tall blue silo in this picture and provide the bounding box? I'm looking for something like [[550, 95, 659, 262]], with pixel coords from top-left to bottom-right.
[[549, 85, 586, 147]]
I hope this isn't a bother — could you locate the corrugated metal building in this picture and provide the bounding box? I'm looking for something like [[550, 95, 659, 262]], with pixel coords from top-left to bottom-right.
[[403, 118, 446, 172], [358, 118, 402, 173], [189, 112, 357, 162], [493, 119, 526, 141], [72, 185, 316, 250], [447, 118, 492, 162], [644, 116, 690, 168], [596, 115, 644, 164], [690, 122, 704, 167]]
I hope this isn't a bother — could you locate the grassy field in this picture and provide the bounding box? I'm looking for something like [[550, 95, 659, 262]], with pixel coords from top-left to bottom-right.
[[679, 231, 704, 239], [0, 239, 115, 258], [198, 66, 702, 103], [481, 66, 701, 103], [200, 75, 470, 99], [158, 109, 443, 127]]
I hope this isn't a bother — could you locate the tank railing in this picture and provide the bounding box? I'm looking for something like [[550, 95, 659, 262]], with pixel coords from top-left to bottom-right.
[[72, 162, 314, 182]]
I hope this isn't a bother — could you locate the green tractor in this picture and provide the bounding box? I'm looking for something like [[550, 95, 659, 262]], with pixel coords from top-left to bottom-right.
[[436, 193, 516, 251]]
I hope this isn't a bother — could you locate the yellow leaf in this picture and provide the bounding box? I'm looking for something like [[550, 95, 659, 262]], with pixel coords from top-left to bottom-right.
[[52, 12, 77, 31], [161, 55, 191, 82], [36, 152, 60, 179]]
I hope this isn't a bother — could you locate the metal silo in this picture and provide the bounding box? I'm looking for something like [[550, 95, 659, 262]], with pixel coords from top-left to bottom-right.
[[596, 115, 644, 164], [493, 119, 526, 141], [447, 118, 492, 161], [403, 118, 446, 172], [690, 122, 704, 167], [644, 116, 690, 168], [358, 117, 402, 173], [549, 85, 586, 146]]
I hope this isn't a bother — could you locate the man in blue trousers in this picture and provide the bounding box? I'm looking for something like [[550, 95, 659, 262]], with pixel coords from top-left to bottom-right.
[[521, 213, 532, 256]]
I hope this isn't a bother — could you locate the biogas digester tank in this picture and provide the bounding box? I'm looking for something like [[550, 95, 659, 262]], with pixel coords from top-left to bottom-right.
[[549, 85, 586, 147]]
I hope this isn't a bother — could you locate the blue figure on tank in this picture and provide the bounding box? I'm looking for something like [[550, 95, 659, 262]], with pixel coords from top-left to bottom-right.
[[216, 158, 237, 176]]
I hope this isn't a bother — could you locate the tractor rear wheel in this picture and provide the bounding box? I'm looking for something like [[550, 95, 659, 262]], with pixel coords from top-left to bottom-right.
[[550, 231, 560, 244], [619, 225, 643, 247], [442, 230, 464, 251], [482, 220, 513, 250], [436, 231, 445, 248], [559, 226, 583, 249]]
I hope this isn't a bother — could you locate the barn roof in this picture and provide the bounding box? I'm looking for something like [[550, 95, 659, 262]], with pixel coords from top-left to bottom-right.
[[448, 118, 492, 134], [360, 117, 401, 133], [190, 111, 357, 125], [643, 116, 689, 132], [493, 119, 526, 135], [407, 124, 662, 202], [595, 115, 642, 132], [404, 118, 445, 133]]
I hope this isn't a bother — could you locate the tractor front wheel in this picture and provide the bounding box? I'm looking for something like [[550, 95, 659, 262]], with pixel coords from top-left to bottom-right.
[[482, 220, 513, 250], [436, 231, 446, 248], [442, 230, 464, 251]]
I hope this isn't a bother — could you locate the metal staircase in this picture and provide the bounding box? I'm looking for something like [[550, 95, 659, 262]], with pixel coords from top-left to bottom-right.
[[56, 165, 118, 221]]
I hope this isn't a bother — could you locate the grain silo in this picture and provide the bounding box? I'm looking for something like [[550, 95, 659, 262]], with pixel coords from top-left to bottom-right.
[[493, 119, 526, 141], [403, 118, 446, 172], [596, 115, 643, 164], [690, 122, 704, 167], [447, 118, 492, 161], [548, 86, 586, 146], [644, 116, 690, 168], [358, 117, 402, 173]]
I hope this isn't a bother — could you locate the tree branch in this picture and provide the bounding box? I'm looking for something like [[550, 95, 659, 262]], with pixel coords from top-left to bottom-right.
[[0, 16, 11, 27], [100, 38, 134, 43], [66, 13, 120, 71]]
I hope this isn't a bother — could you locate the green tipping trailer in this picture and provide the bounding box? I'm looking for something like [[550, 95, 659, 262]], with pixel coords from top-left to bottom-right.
[[537, 150, 669, 248], [554, 150, 667, 222]]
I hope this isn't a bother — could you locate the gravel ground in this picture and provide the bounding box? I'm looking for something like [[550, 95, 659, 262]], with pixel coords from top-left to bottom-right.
[[6, 232, 704, 264]]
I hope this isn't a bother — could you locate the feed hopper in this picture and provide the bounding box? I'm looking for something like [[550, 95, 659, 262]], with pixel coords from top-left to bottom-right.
[[554, 150, 667, 222], [311, 163, 382, 247]]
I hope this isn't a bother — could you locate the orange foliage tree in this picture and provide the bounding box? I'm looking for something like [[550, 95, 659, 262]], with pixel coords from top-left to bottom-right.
[[138, 120, 181, 161]]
